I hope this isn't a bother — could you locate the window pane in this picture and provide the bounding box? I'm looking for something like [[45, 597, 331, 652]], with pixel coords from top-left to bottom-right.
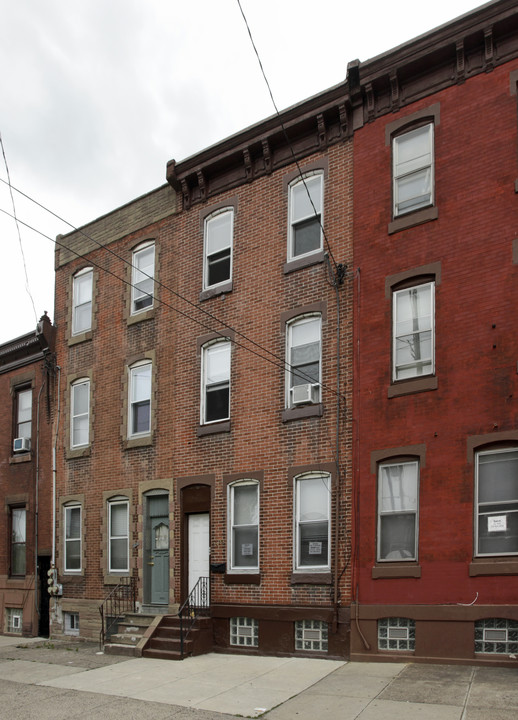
[[206, 385, 229, 422], [73, 416, 89, 446], [479, 451, 518, 504], [207, 212, 232, 255], [66, 539, 81, 570], [291, 317, 320, 347], [110, 538, 128, 570], [379, 514, 416, 559], [207, 249, 231, 286], [66, 507, 81, 539], [233, 526, 258, 567], [234, 485, 258, 525], [18, 389, 32, 425], [110, 503, 128, 537], [73, 382, 89, 415], [73, 303, 92, 334], [293, 217, 321, 257], [299, 522, 328, 566], [74, 271, 93, 306], [132, 400, 150, 434], [395, 125, 432, 176], [11, 543, 26, 575], [206, 344, 230, 384], [131, 364, 151, 403], [132, 245, 154, 310], [380, 464, 418, 512], [12, 509, 26, 543], [299, 477, 329, 521], [292, 176, 322, 221], [478, 511, 518, 555]]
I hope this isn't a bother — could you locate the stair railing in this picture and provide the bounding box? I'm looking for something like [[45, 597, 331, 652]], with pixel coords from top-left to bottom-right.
[[178, 576, 210, 658], [99, 576, 137, 649]]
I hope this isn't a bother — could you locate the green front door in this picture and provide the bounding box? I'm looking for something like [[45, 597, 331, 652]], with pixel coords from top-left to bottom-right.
[[146, 495, 169, 605]]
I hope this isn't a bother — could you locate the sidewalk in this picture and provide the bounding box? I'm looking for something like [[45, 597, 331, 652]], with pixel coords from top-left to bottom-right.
[[0, 637, 516, 719]]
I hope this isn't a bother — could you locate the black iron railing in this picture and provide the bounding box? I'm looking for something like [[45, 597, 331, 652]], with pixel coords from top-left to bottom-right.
[[178, 576, 210, 658], [99, 576, 137, 649]]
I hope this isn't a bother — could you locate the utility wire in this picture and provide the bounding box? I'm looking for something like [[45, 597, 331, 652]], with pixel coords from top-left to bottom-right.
[[0, 134, 38, 323], [235, 0, 339, 272], [0, 203, 345, 402]]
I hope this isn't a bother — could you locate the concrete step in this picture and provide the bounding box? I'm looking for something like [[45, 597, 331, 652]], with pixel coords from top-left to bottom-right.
[[103, 642, 139, 657], [142, 647, 183, 660], [109, 632, 142, 646]]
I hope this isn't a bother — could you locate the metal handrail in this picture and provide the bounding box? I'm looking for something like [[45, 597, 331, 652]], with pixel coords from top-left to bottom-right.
[[99, 576, 136, 649], [178, 576, 210, 658]]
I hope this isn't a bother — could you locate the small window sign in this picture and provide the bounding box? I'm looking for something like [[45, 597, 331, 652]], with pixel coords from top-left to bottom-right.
[[308, 541, 322, 555], [488, 515, 507, 533], [241, 543, 253, 556]]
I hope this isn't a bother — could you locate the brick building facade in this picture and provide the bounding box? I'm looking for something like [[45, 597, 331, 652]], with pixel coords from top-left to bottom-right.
[[0, 313, 55, 637], [350, 0, 518, 665]]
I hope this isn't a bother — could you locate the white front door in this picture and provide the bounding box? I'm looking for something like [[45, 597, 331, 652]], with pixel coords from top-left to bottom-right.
[[188, 512, 210, 594]]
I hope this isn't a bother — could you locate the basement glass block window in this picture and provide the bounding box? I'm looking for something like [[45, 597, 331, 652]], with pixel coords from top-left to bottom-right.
[[378, 617, 415, 651], [5, 608, 22, 634], [295, 620, 328, 652], [64, 612, 80, 636], [230, 617, 258, 647], [474, 618, 518, 655]]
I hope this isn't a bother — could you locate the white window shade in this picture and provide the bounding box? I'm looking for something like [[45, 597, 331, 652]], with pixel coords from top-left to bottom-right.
[[393, 124, 433, 216]]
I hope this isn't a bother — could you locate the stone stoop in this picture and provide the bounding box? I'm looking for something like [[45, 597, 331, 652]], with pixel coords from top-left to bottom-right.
[[142, 615, 213, 660], [103, 612, 161, 657]]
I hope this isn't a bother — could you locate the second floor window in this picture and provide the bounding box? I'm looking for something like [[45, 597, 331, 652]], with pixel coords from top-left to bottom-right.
[[294, 473, 330, 570], [288, 173, 323, 260], [71, 379, 90, 448], [378, 461, 419, 562], [131, 242, 155, 314], [64, 505, 81, 571], [129, 362, 152, 437], [72, 267, 93, 335], [204, 208, 233, 289], [286, 315, 321, 407], [201, 341, 230, 424], [393, 123, 434, 217], [393, 282, 434, 381], [229, 481, 259, 571], [11, 508, 26, 576]]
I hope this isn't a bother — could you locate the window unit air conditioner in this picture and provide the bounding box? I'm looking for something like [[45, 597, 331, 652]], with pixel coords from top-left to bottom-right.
[[292, 383, 319, 405], [13, 437, 30, 453]]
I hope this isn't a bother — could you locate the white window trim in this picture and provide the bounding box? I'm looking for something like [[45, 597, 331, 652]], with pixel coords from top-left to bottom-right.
[[392, 282, 435, 382], [128, 360, 152, 438], [294, 472, 331, 572], [287, 172, 324, 262], [131, 241, 155, 315], [15, 387, 32, 442], [72, 266, 93, 335], [203, 208, 234, 291], [228, 480, 259, 573], [393, 123, 434, 217], [108, 498, 129, 573], [64, 505, 82, 573], [64, 611, 80, 636], [475, 447, 518, 557], [200, 340, 231, 425], [286, 314, 322, 408], [70, 378, 90, 449], [377, 460, 419, 563]]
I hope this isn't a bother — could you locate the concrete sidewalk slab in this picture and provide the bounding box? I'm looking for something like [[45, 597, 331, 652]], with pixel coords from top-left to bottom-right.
[[40, 653, 345, 717], [0, 659, 85, 683]]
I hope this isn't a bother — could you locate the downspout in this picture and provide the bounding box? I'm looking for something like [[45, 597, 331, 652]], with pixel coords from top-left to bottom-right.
[[34, 375, 47, 629], [333, 271, 341, 629], [52, 365, 61, 568]]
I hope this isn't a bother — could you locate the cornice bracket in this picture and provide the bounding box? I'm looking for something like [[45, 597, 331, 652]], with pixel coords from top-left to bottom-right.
[[390, 70, 400, 112], [484, 25, 494, 72], [317, 113, 326, 147], [365, 82, 375, 122], [197, 170, 206, 203], [456, 39, 466, 84], [243, 148, 253, 182], [180, 179, 190, 210], [262, 138, 272, 174], [338, 103, 348, 137]]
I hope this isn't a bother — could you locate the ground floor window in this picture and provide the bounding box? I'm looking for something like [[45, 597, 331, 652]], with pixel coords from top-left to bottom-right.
[[64, 612, 80, 636], [230, 617, 258, 647], [295, 620, 328, 652], [378, 617, 415, 651], [5, 608, 22, 634], [475, 618, 518, 654]]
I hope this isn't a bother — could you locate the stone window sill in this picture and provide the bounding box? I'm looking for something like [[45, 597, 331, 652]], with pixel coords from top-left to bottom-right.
[[282, 403, 323, 422], [124, 435, 153, 449], [66, 446, 91, 460], [372, 563, 421, 579], [197, 421, 231, 437], [388, 206, 438, 235], [9, 453, 32, 464], [199, 281, 233, 301], [127, 308, 155, 326], [68, 331, 92, 346], [291, 571, 332, 585], [469, 558, 518, 576], [284, 250, 325, 275], [388, 376, 437, 398]]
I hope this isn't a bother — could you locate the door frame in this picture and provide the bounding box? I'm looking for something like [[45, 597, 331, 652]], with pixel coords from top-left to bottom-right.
[[143, 490, 170, 606], [179, 482, 212, 603]]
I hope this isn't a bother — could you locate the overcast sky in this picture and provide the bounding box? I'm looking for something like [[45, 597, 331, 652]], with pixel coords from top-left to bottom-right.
[[0, 0, 484, 344]]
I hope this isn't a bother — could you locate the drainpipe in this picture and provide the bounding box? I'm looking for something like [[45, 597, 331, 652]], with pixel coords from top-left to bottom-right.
[[35, 375, 46, 630], [52, 365, 61, 568]]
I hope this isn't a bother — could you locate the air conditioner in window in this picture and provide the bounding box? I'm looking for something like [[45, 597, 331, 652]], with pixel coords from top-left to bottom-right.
[[292, 383, 319, 405], [13, 437, 31, 453]]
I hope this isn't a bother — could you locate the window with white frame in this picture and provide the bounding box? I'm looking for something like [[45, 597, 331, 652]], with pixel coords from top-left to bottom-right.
[[64, 612, 80, 636], [295, 620, 328, 652], [72, 267, 93, 335], [475, 618, 518, 654], [201, 340, 230, 424], [286, 315, 321, 407], [288, 173, 323, 260], [230, 617, 258, 647], [229, 481, 259, 571], [131, 242, 155, 314], [378, 461, 419, 561], [108, 498, 129, 572], [128, 361, 151, 437], [11, 508, 26, 576], [378, 617, 415, 651], [15, 387, 32, 442], [393, 282, 434, 381], [294, 473, 330, 570], [476, 448, 518, 556], [64, 505, 81, 571], [204, 208, 233, 289], [393, 124, 434, 217], [71, 379, 90, 448], [5, 608, 22, 634]]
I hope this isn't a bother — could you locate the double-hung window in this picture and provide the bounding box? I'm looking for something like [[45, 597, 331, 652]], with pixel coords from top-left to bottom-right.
[[108, 499, 129, 572], [14, 387, 32, 453], [129, 361, 152, 437], [229, 481, 259, 571], [64, 505, 81, 571], [378, 461, 419, 561], [11, 508, 26, 576], [288, 173, 323, 260], [204, 208, 233, 290], [72, 267, 93, 335], [476, 448, 518, 556], [287, 315, 321, 407], [294, 473, 330, 570], [201, 341, 230, 424], [131, 242, 155, 314], [393, 124, 434, 217], [71, 379, 90, 448], [393, 282, 434, 381]]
